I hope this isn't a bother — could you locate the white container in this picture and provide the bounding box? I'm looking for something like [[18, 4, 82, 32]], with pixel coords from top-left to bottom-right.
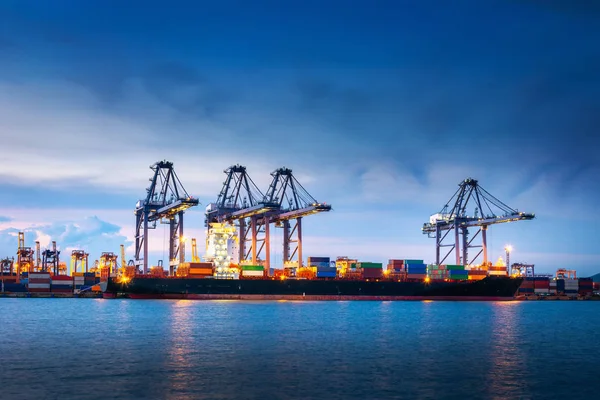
[[28, 283, 51, 289], [241, 270, 264, 277]]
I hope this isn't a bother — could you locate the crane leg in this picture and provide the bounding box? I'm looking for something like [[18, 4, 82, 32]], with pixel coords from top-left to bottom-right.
[[482, 226, 488, 265]]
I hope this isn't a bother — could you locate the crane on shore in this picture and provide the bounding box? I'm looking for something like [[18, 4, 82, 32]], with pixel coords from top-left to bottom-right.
[[422, 178, 534, 266]]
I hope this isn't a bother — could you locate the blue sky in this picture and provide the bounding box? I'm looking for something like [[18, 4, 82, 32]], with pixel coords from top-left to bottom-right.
[[0, 1, 598, 275]]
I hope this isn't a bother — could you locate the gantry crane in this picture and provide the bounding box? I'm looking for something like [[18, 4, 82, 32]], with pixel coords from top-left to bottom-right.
[[16, 232, 34, 281], [99, 252, 118, 280], [265, 167, 331, 269], [70, 250, 89, 274], [205, 165, 279, 269], [42, 241, 60, 275], [134, 160, 199, 275], [422, 178, 534, 266]]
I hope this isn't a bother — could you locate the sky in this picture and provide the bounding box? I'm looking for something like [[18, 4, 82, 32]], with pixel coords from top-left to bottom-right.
[[0, 0, 598, 275]]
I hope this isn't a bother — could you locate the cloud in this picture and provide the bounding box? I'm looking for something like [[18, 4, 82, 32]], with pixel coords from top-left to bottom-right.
[[0, 216, 12, 223], [0, 216, 131, 261]]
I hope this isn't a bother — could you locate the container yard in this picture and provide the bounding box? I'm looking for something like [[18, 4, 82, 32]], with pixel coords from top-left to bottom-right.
[[1, 161, 598, 300]]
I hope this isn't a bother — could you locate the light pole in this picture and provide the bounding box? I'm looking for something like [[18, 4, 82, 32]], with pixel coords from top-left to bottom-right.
[[504, 245, 512, 275]]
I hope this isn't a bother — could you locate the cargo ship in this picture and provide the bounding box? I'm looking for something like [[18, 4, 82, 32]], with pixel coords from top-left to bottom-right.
[[101, 275, 524, 301]]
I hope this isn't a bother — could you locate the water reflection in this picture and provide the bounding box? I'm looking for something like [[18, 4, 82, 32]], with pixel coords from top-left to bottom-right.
[[167, 300, 196, 397], [486, 302, 525, 399]]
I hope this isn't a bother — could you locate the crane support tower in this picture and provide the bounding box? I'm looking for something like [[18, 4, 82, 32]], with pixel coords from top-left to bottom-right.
[[99, 252, 118, 280], [42, 241, 60, 275], [16, 232, 34, 282], [70, 250, 89, 274], [205, 165, 279, 271], [134, 160, 199, 275], [423, 178, 534, 266], [265, 167, 332, 269]]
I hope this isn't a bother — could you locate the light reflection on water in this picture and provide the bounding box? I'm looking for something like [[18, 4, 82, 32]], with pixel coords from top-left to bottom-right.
[[0, 299, 598, 400]]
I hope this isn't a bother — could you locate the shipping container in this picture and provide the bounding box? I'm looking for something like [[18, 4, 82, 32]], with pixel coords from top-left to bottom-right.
[[241, 265, 264, 271], [316, 271, 337, 278], [445, 265, 465, 271], [406, 273, 427, 280], [241, 270, 264, 277], [307, 257, 330, 263], [28, 283, 51, 289], [358, 262, 383, 269], [362, 269, 383, 278], [404, 260, 424, 265], [519, 288, 534, 293], [2, 283, 27, 292]]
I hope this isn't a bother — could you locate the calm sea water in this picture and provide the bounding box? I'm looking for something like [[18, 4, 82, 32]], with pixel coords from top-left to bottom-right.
[[0, 299, 598, 400]]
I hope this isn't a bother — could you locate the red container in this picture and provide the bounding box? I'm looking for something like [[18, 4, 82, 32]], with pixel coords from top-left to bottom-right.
[[29, 278, 51, 284], [362, 269, 383, 278], [489, 266, 507, 272], [520, 282, 535, 289], [468, 270, 487, 276], [406, 274, 426, 280], [52, 275, 73, 281]]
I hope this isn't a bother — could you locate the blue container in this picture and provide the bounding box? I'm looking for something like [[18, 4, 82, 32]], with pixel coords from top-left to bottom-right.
[[20, 278, 29, 285], [83, 273, 96, 277], [316, 272, 336, 278], [3, 283, 28, 292], [22, 272, 29, 278], [52, 284, 73, 289], [519, 288, 534, 293], [557, 279, 565, 292], [308, 257, 330, 263]]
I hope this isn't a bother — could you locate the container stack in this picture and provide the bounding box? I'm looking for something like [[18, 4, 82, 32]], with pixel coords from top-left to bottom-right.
[[488, 266, 508, 276], [549, 279, 558, 295], [84, 272, 97, 289], [467, 269, 487, 280], [240, 265, 264, 278], [28, 272, 51, 292], [578, 278, 593, 296], [564, 279, 579, 296], [308, 257, 336, 278], [446, 265, 467, 281], [73, 273, 86, 290], [427, 264, 448, 280], [1, 280, 27, 292], [405, 261, 427, 280], [387, 259, 404, 272], [358, 262, 383, 279], [307, 257, 330, 268], [518, 277, 535, 295], [533, 277, 550, 295], [188, 262, 214, 278], [51, 275, 74, 293]]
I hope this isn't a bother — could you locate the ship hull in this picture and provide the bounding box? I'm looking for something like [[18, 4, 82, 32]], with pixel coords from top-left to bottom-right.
[[103, 276, 523, 301]]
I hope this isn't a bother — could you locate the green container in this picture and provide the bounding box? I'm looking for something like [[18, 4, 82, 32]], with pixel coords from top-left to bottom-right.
[[241, 265, 264, 271], [446, 265, 465, 270], [360, 262, 383, 269], [450, 275, 468, 280], [404, 260, 424, 264], [349, 263, 357, 269]]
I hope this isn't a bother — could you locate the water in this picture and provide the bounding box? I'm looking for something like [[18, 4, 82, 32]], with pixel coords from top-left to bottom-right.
[[0, 299, 598, 400]]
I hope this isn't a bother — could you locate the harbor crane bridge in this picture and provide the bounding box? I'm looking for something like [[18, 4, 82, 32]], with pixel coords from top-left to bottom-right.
[[265, 167, 332, 269], [422, 178, 534, 266], [134, 161, 199, 275], [206, 165, 331, 273], [205, 165, 280, 271]]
